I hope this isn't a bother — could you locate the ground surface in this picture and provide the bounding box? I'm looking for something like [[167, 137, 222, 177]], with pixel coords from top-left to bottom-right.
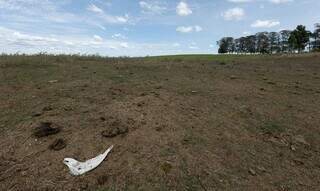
[[0, 53, 320, 191]]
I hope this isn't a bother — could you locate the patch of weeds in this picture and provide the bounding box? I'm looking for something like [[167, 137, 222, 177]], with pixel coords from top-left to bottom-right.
[[96, 187, 117, 191], [172, 58, 183, 63], [261, 121, 285, 135], [182, 129, 207, 146], [160, 161, 172, 174], [180, 158, 203, 191], [109, 75, 128, 83], [160, 147, 176, 157]]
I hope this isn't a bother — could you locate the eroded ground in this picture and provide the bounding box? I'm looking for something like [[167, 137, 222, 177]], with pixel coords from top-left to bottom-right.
[[0, 54, 320, 191]]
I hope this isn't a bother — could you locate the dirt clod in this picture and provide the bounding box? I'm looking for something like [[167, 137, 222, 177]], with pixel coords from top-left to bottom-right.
[[49, 139, 66, 151], [42, 106, 53, 111], [32, 113, 42, 117], [230, 75, 237, 79], [101, 121, 129, 138], [33, 122, 61, 138], [97, 175, 109, 185]]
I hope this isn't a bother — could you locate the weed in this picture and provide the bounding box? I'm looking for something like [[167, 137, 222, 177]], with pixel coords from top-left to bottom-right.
[[261, 121, 285, 135]]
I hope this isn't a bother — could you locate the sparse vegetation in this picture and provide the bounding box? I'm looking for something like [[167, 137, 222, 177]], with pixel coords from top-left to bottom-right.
[[1, 53, 320, 190]]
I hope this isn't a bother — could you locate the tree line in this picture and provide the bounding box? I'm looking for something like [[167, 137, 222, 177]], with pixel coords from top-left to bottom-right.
[[217, 23, 320, 54]]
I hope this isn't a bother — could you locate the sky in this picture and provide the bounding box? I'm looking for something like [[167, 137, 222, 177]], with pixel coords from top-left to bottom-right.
[[0, 0, 319, 56]]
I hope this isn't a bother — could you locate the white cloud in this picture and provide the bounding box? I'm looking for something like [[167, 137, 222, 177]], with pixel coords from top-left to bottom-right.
[[188, 42, 199, 50], [269, 0, 293, 4], [87, 4, 129, 24], [87, 4, 104, 14], [251, 19, 280, 28], [0, 27, 132, 54], [120, 42, 129, 48], [227, 0, 293, 4], [173, 43, 180, 47], [112, 33, 127, 39], [100, 14, 129, 24], [139, 1, 167, 14], [176, 1, 192, 16], [194, 25, 203, 32], [227, 0, 253, 3], [176, 25, 202, 33], [93, 35, 103, 43], [176, 26, 193, 33], [222, 7, 245, 20]]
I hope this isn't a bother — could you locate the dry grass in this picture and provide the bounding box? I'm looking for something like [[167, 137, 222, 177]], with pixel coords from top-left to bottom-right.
[[0, 53, 320, 190]]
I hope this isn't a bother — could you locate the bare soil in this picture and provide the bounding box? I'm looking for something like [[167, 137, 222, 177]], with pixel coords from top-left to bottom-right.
[[0, 54, 320, 191]]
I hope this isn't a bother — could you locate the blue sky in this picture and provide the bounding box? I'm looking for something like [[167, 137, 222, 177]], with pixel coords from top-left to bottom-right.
[[0, 0, 319, 56]]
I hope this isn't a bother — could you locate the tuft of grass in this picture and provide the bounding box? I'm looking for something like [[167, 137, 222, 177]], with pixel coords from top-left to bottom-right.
[[160, 147, 176, 157], [261, 121, 285, 135], [160, 162, 173, 174]]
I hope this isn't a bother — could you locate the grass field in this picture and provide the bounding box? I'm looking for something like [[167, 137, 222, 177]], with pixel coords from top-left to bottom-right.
[[0, 53, 320, 190]]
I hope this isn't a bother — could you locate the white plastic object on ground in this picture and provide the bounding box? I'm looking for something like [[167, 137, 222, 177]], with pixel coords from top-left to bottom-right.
[[63, 145, 113, 176]]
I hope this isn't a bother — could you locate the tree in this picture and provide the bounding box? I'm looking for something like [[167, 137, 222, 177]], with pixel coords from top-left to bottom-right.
[[279, 30, 292, 53], [312, 23, 320, 50], [256, 32, 269, 54], [234, 38, 240, 54], [238, 37, 247, 53], [244, 35, 256, 53], [269, 32, 280, 53], [217, 23, 318, 54], [288, 25, 310, 53], [217, 40, 228, 54], [217, 37, 234, 53]]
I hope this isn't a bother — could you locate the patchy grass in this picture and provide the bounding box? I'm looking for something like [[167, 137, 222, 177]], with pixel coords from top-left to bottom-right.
[[0, 53, 320, 190], [261, 121, 285, 135]]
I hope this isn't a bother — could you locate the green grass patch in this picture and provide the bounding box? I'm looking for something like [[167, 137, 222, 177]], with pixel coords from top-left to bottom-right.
[[261, 121, 285, 135]]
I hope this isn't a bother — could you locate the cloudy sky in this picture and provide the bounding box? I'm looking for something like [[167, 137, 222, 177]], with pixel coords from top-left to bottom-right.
[[0, 0, 319, 56]]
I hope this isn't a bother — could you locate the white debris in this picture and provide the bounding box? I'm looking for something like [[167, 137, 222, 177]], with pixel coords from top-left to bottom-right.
[[63, 145, 113, 176], [48, 80, 58, 83]]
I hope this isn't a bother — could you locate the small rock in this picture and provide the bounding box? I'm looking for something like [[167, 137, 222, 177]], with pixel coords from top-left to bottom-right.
[[260, 88, 266, 91], [267, 81, 276, 85], [42, 106, 53, 112], [249, 168, 256, 176], [257, 166, 267, 173], [32, 113, 42, 117], [293, 159, 304, 166], [293, 135, 309, 146], [230, 75, 237, 80], [137, 102, 144, 107], [48, 80, 58, 83], [100, 117, 106, 121]]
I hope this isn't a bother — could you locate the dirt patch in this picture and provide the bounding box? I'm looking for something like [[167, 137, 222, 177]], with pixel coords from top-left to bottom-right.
[[1, 54, 320, 190], [33, 122, 61, 138], [101, 120, 129, 138]]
